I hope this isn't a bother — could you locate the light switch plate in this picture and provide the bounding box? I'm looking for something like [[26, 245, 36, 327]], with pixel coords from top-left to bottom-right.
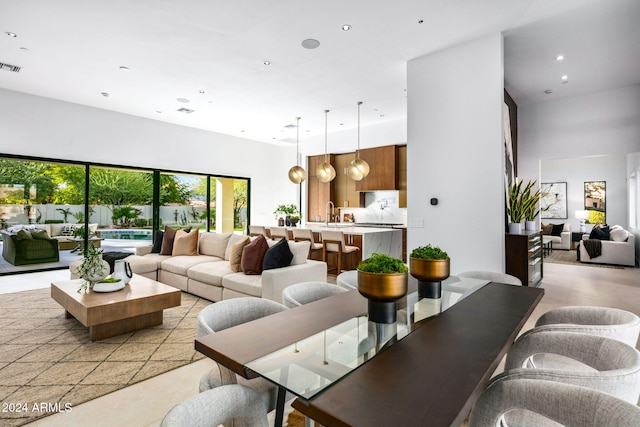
[[409, 218, 424, 228]]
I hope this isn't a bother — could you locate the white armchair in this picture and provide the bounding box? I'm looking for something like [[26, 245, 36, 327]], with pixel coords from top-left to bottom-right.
[[542, 222, 571, 250]]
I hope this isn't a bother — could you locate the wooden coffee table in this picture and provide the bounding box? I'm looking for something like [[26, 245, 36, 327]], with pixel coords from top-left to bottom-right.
[[51, 274, 181, 341]]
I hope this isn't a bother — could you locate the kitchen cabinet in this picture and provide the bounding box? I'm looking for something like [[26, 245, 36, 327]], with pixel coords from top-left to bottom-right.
[[397, 145, 407, 208], [355, 145, 397, 191], [333, 153, 360, 209], [307, 154, 335, 222]]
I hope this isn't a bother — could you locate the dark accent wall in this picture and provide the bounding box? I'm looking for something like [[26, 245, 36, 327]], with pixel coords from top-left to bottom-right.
[[504, 90, 518, 176]]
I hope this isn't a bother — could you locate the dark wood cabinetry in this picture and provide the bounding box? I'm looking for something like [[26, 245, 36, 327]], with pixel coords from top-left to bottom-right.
[[505, 231, 543, 287], [355, 145, 398, 191], [307, 154, 335, 222]]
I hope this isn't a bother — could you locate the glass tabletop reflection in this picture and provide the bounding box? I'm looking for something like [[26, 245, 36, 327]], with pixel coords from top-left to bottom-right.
[[245, 275, 489, 400]]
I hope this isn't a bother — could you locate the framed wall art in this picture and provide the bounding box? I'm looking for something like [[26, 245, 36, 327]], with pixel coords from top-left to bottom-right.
[[584, 181, 606, 224], [541, 182, 567, 219]]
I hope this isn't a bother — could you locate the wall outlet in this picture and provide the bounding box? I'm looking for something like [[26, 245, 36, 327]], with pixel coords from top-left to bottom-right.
[[409, 218, 424, 228]]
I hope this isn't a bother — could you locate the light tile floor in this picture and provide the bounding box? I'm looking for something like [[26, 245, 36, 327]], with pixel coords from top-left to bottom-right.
[[7, 261, 639, 426]]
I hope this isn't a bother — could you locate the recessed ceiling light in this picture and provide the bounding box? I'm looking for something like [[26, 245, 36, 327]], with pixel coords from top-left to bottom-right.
[[342, 24, 351, 31], [5, 32, 17, 38], [263, 60, 271, 66], [556, 55, 565, 61], [19, 47, 28, 51], [177, 107, 194, 114], [177, 98, 190, 103], [561, 75, 568, 81], [101, 92, 109, 97], [199, 90, 205, 94], [301, 39, 320, 49], [418, 20, 424, 24], [156, 110, 162, 114], [119, 66, 130, 71], [544, 89, 553, 95]]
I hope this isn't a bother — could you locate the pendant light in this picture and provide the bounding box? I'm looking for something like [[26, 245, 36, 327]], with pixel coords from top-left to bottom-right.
[[288, 117, 307, 184], [348, 101, 370, 181], [316, 109, 336, 182]]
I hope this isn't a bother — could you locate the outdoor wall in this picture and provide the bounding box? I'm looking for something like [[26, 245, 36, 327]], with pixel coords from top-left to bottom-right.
[[406, 33, 505, 273], [0, 88, 295, 227], [541, 155, 628, 231]]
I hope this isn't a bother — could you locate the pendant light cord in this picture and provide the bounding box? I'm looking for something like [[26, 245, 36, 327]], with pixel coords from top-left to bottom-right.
[[324, 109, 329, 162], [296, 116, 301, 166], [356, 101, 362, 159]]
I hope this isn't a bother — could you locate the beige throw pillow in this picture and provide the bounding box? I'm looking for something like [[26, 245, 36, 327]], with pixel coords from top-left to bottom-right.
[[229, 236, 250, 272], [172, 229, 199, 256]]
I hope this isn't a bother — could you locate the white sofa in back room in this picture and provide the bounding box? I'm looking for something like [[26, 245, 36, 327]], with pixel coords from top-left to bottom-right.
[[578, 225, 636, 267], [541, 222, 571, 250], [71, 231, 327, 303]]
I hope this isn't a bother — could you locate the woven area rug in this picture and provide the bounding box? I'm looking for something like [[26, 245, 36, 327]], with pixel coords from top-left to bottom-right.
[[0, 288, 208, 426], [544, 248, 624, 269]]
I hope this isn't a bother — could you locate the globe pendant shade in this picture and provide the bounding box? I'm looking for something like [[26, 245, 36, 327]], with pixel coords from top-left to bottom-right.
[[288, 165, 307, 184], [316, 162, 336, 183], [351, 158, 370, 178], [347, 162, 364, 181]]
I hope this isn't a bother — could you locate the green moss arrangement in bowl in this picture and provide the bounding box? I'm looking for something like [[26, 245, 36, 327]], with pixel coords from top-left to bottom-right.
[[410, 245, 450, 298], [357, 253, 408, 324]]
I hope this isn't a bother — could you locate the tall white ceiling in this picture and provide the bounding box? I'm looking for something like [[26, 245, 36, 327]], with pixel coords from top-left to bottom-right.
[[1, 0, 638, 145]]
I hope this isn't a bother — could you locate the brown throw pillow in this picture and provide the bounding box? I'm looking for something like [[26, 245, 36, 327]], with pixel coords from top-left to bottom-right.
[[229, 236, 250, 272], [241, 235, 269, 275], [172, 229, 199, 256], [160, 226, 178, 255], [541, 224, 553, 235]]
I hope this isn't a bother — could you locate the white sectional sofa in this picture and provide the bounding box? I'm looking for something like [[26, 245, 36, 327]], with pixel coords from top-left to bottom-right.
[[541, 222, 571, 250], [126, 232, 327, 302], [578, 226, 636, 267]]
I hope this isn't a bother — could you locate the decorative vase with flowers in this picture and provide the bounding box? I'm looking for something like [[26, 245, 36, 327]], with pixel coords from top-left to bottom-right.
[[76, 244, 110, 293], [357, 253, 408, 324], [409, 244, 450, 298]]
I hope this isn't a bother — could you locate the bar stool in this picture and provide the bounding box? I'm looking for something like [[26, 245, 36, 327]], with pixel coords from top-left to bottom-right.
[[292, 228, 323, 260], [321, 230, 360, 274], [248, 225, 266, 237], [269, 227, 288, 240]]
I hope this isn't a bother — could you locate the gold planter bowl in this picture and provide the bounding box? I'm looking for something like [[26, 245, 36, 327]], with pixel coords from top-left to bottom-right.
[[357, 270, 408, 302], [409, 258, 450, 282]]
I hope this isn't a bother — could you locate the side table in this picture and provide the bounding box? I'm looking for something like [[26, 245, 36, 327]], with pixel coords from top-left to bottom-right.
[[571, 232, 585, 250]]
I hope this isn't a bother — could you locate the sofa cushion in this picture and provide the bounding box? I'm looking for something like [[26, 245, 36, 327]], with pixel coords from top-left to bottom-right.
[[16, 229, 33, 240], [241, 235, 269, 275], [267, 239, 309, 266], [222, 273, 263, 297], [610, 227, 629, 242], [160, 226, 178, 255], [229, 236, 250, 272], [161, 255, 220, 276], [590, 225, 610, 241], [125, 255, 159, 274], [225, 234, 247, 260], [541, 224, 553, 235], [31, 229, 51, 240], [199, 232, 231, 258], [151, 230, 164, 253], [187, 261, 234, 287], [551, 223, 564, 237], [262, 237, 293, 271], [141, 253, 171, 269], [172, 229, 199, 256]]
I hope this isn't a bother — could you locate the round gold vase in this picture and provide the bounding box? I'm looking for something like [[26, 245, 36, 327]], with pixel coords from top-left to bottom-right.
[[357, 270, 408, 324], [409, 258, 450, 298]]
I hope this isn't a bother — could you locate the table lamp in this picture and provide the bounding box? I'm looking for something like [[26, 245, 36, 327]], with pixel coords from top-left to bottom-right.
[[575, 210, 590, 233]]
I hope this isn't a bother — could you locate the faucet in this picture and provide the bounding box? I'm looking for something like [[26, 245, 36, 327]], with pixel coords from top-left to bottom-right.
[[325, 201, 335, 228]]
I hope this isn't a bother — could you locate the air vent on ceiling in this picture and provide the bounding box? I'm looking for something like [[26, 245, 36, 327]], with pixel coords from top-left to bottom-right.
[[0, 62, 21, 73], [177, 108, 194, 114]]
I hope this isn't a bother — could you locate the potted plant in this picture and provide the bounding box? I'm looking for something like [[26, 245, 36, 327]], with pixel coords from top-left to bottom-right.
[[273, 204, 300, 226], [76, 244, 110, 293], [521, 180, 545, 231], [410, 244, 450, 298], [357, 253, 408, 323], [507, 180, 529, 234]]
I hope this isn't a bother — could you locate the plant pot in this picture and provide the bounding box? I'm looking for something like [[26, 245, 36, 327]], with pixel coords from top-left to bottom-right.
[[409, 257, 450, 299], [508, 222, 523, 234], [525, 221, 537, 231], [357, 270, 408, 324]]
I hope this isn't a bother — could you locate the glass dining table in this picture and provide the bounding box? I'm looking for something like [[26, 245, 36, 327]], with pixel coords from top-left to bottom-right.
[[195, 275, 543, 427]]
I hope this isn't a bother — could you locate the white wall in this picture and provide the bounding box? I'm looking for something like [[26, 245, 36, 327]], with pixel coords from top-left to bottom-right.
[[518, 85, 640, 181], [407, 34, 505, 273], [0, 88, 296, 226], [541, 155, 627, 231]]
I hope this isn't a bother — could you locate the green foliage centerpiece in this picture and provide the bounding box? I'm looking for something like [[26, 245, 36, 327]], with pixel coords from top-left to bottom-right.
[[76, 245, 110, 293], [410, 244, 450, 298], [273, 204, 302, 226], [357, 253, 408, 324]]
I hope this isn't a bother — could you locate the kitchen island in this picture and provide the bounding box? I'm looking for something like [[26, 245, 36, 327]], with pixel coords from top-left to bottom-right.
[[269, 223, 403, 260]]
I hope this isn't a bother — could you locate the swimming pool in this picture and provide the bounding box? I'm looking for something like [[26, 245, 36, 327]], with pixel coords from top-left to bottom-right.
[[98, 229, 153, 240]]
